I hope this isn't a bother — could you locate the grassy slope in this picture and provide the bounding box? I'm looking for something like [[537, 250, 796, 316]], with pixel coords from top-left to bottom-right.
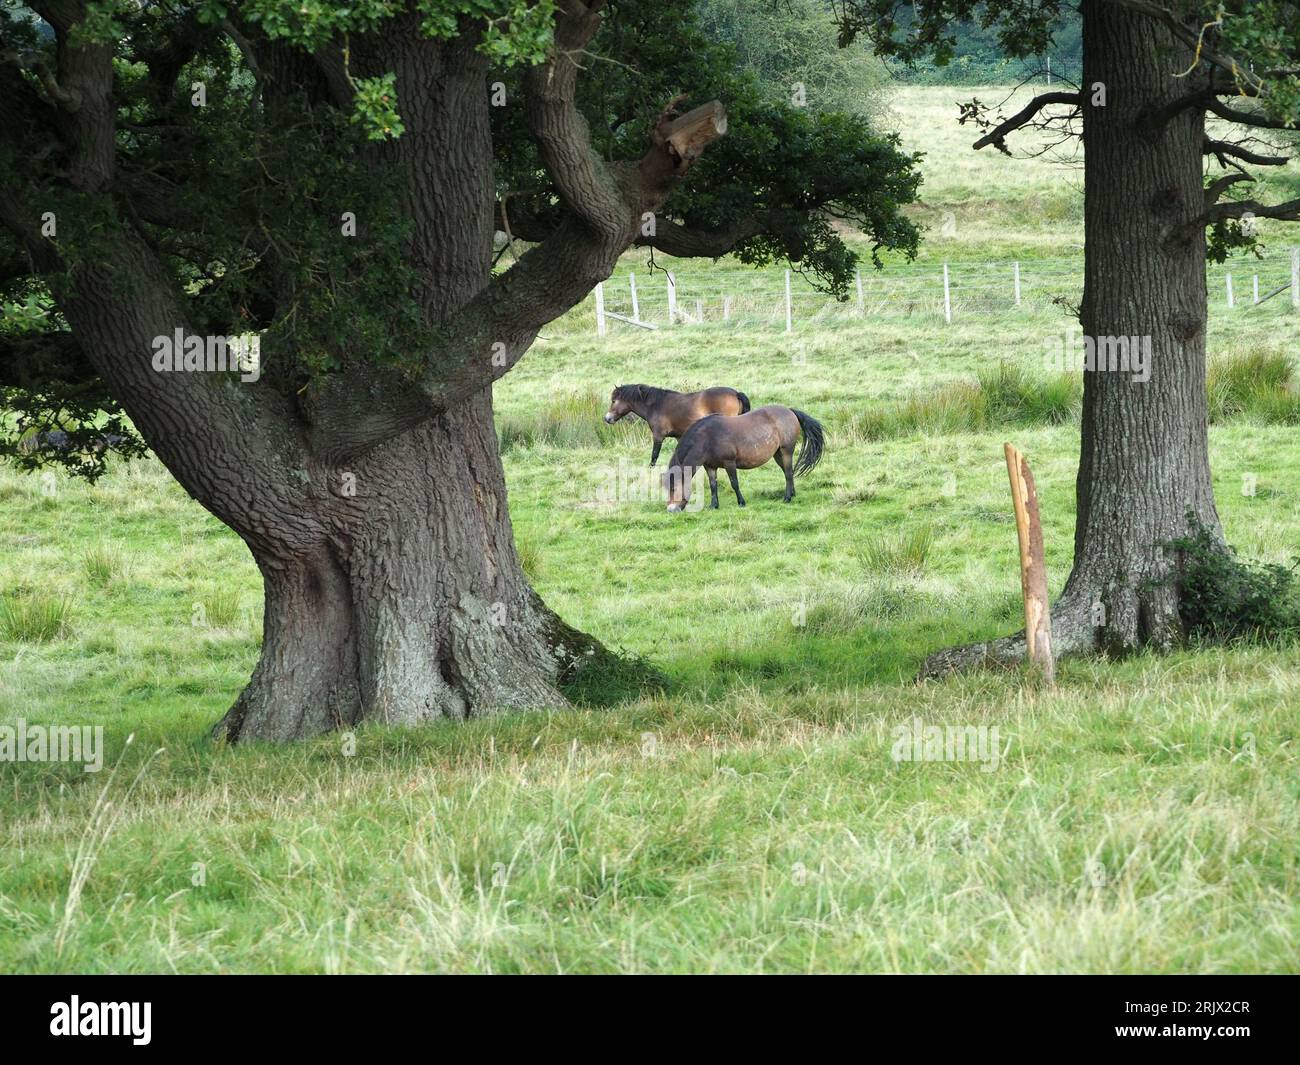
[[1, 86, 1297, 973]]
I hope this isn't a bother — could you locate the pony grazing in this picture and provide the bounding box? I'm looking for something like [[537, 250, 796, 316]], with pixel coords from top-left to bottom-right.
[[663, 406, 824, 512], [604, 384, 750, 466]]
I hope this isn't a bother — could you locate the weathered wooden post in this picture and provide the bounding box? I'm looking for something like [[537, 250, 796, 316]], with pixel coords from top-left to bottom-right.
[[1005, 443, 1054, 684]]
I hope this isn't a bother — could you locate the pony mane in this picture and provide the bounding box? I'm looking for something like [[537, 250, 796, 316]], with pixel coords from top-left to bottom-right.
[[614, 384, 676, 406]]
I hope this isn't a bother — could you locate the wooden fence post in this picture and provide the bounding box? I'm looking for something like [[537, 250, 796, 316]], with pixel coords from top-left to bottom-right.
[[666, 271, 677, 325], [629, 272, 640, 322], [1005, 443, 1054, 684], [942, 263, 952, 323], [784, 270, 793, 332], [594, 281, 606, 337]]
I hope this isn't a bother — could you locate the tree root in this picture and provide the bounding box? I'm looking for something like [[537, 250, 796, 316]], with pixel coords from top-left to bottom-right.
[[916, 595, 1102, 681]]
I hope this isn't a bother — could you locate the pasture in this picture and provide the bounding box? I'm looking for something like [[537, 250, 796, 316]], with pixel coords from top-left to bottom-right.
[[1, 86, 1297, 973]]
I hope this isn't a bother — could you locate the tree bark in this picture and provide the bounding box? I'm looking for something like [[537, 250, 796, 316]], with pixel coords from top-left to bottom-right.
[[921, 0, 1222, 677], [213, 391, 573, 743], [217, 29, 579, 741]]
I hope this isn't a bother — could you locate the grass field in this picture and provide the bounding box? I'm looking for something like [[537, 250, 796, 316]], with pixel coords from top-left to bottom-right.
[[1, 86, 1298, 973]]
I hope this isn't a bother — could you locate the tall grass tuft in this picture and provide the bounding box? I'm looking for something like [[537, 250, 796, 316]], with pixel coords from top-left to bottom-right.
[[83, 541, 130, 586], [0, 590, 74, 642], [856, 525, 934, 576], [498, 389, 641, 452], [201, 588, 243, 628], [1206, 349, 1299, 424], [841, 363, 1080, 442], [977, 360, 1079, 425]]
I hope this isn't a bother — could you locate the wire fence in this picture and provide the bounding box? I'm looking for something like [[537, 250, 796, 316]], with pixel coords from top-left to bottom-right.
[[589, 249, 1300, 333]]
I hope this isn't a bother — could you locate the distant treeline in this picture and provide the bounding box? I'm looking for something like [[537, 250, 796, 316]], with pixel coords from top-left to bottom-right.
[[896, 13, 1083, 85], [698, 2, 1082, 92]]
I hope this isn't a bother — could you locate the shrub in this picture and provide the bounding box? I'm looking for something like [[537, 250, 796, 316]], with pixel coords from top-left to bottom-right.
[[1170, 516, 1300, 643]]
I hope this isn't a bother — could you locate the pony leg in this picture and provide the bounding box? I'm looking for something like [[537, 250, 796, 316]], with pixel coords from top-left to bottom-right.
[[649, 435, 663, 466], [725, 463, 746, 507], [776, 448, 795, 502], [707, 466, 720, 509]]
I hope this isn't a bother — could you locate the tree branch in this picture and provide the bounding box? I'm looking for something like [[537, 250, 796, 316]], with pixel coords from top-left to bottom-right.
[[522, 0, 626, 239], [1204, 172, 1252, 208], [1203, 138, 1291, 168], [632, 215, 763, 257], [1203, 197, 1300, 226], [971, 91, 1081, 151], [1205, 96, 1300, 133]]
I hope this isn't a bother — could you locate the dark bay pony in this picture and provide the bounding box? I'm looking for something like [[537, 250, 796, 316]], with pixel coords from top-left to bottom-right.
[[663, 406, 824, 512], [605, 384, 750, 466]]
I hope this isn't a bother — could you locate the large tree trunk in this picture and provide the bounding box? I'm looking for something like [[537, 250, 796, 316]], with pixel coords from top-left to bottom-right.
[[213, 391, 572, 743], [922, 1, 1221, 676], [1057, 0, 1221, 650], [216, 30, 579, 742]]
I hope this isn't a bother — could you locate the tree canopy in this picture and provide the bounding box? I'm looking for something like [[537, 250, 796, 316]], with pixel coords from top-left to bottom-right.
[[0, 0, 922, 480]]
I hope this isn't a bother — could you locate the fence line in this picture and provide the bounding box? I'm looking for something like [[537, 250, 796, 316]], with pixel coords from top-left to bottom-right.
[[590, 250, 1300, 334]]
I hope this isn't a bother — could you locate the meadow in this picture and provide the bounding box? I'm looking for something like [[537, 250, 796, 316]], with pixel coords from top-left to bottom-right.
[[1, 86, 1297, 973]]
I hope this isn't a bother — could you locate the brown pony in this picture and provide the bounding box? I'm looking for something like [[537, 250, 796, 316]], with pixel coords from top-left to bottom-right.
[[662, 406, 824, 512], [605, 384, 750, 466]]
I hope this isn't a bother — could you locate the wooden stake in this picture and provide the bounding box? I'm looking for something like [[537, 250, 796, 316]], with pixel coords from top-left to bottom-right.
[[1004, 443, 1054, 684], [594, 281, 606, 337]]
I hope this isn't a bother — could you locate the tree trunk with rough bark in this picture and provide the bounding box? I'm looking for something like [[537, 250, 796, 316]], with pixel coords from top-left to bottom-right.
[[217, 31, 585, 741], [921, 0, 1222, 677]]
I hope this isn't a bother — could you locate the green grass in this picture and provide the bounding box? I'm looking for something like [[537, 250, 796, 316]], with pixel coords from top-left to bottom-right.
[[0, 589, 74, 642], [1, 87, 1298, 974]]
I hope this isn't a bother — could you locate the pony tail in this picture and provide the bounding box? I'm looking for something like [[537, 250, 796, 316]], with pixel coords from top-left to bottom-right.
[[736, 390, 752, 414], [791, 409, 824, 476]]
